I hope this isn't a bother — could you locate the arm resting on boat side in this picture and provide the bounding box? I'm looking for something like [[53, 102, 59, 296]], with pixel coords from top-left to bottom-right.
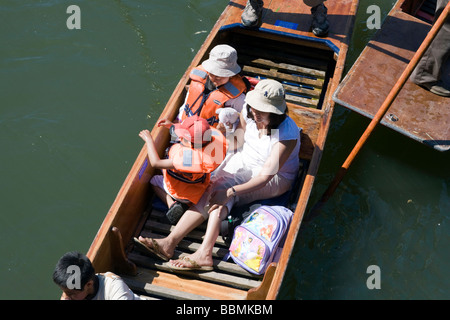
[[139, 129, 174, 170]]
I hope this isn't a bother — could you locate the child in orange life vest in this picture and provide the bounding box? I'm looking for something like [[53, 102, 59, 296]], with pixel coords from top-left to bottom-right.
[[139, 115, 227, 225], [176, 44, 247, 129]]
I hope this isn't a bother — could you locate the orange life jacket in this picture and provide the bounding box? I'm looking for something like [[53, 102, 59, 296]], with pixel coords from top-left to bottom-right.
[[163, 167, 210, 205], [162, 127, 227, 204], [181, 66, 247, 127]]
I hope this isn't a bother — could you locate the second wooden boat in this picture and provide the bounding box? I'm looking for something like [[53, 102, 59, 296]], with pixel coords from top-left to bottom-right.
[[333, 0, 449, 152]]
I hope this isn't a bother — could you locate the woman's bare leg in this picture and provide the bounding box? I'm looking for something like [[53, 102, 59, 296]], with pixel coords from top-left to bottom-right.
[[151, 185, 175, 208], [170, 205, 228, 268], [138, 208, 205, 259]]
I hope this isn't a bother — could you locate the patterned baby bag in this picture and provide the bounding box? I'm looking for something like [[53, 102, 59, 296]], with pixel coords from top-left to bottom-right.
[[225, 205, 293, 275]]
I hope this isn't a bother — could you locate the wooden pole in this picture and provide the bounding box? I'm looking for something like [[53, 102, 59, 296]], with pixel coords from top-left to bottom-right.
[[308, 3, 450, 217]]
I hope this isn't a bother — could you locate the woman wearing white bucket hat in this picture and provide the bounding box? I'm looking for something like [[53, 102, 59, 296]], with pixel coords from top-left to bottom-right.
[[137, 79, 301, 270], [177, 44, 248, 128], [199, 79, 301, 215]]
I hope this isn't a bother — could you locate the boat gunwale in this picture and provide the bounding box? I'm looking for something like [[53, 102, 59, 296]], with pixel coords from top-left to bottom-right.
[[220, 23, 341, 54]]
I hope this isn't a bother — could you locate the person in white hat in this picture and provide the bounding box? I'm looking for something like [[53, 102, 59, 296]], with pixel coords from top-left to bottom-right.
[[139, 79, 301, 270], [177, 44, 248, 130], [241, 0, 330, 37]]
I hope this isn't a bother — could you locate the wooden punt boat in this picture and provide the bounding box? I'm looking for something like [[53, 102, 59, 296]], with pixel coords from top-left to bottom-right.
[[333, 0, 450, 152], [86, 0, 359, 300]]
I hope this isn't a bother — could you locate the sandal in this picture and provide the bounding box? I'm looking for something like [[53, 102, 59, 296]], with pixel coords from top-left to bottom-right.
[[169, 256, 213, 271], [133, 237, 169, 261]]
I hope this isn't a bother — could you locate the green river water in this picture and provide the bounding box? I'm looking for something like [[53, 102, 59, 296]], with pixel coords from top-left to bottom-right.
[[1, 0, 448, 299]]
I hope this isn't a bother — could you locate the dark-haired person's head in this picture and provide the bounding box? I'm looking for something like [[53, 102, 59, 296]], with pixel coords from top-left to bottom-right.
[[52, 251, 96, 300]]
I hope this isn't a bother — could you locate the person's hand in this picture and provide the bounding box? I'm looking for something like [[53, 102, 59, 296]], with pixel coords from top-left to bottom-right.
[[208, 203, 229, 219], [157, 118, 173, 129], [208, 187, 234, 217], [208, 188, 229, 207], [216, 122, 227, 136], [139, 129, 152, 142]]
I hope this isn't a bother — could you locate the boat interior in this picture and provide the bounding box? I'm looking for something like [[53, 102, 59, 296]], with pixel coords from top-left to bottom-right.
[[86, 0, 362, 300], [403, 0, 437, 23], [118, 26, 339, 300]]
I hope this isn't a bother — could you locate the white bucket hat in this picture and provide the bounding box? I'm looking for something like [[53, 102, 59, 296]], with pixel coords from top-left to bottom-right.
[[245, 79, 287, 115], [202, 44, 241, 77]]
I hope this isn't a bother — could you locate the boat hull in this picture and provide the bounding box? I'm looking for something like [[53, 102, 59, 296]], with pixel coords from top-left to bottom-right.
[[87, 0, 360, 300]]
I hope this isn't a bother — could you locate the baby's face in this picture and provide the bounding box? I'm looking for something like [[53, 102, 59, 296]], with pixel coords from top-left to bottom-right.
[[208, 73, 230, 87]]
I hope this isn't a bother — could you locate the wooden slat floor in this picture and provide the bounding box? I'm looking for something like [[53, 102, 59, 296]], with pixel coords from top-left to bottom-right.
[[228, 31, 331, 110], [122, 208, 261, 300], [120, 47, 330, 300], [415, 0, 437, 22], [119, 14, 336, 299]]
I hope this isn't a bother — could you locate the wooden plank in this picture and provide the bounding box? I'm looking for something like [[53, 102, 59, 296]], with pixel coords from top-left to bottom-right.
[[242, 65, 324, 88], [233, 37, 330, 71], [227, 0, 359, 52], [245, 75, 323, 99], [125, 277, 212, 300], [140, 230, 229, 259], [239, 54, 326, 78], [238, 50, 326, 107], [416, 0, 436, 22], [149, 209, 207, 232], [231, 30, 332, 62], [121, 267, 247, 300], [246, 263, 277, 300], [282, 82, 322, 98], [129, 254, 262, 291], [129, 251, 262, 280], [264, 0, 357, 33], [286, 94, 319, 108], [164, 268, 261, 290], [333, 6, 450, 151], [288, 104, 323, 161], [144, 220, 228, 247]]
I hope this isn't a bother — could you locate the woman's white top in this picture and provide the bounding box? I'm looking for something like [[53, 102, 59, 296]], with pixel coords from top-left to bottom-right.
[[222, 106, 300, 181]]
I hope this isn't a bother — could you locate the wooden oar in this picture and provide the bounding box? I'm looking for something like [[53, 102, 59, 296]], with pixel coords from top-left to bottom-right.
[[306, 2, 450, 220]]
